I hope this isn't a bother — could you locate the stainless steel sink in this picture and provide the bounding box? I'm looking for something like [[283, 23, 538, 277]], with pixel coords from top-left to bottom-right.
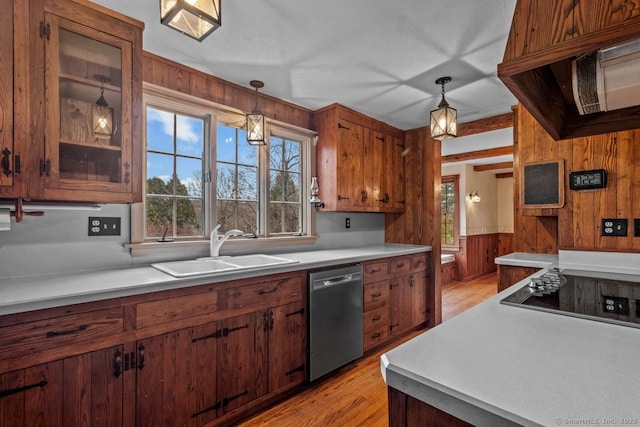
[[152, 254, 299, 278]]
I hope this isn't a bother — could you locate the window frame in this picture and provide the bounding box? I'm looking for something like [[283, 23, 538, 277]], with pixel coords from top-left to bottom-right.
[[441, 174, 460, 249], [128, 83, 317, 257]]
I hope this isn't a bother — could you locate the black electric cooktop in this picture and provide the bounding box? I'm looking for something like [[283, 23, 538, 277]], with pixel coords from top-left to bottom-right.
[[500, 268, 640, 329]]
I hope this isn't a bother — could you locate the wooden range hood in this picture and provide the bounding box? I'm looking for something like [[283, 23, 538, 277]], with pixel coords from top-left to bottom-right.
[[498, 1, 640, 141]]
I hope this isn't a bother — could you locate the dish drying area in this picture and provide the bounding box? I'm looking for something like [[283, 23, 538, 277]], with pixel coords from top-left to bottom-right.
[[151, 254, 299, 278]]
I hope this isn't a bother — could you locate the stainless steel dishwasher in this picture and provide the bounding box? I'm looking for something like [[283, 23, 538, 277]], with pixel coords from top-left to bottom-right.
[[308, 264, 363, 381]]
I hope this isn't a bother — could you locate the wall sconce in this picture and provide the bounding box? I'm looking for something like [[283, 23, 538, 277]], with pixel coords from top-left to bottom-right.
[[430, 76, 457, 141], [160, 0, 221, 42], [469, 191, 481, 203], [309, 177, 324, 208], [92, 75, 115, 144], [246, 80, 266, 146]]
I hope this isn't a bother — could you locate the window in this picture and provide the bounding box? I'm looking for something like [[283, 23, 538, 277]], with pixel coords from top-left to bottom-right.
[[441, 175, 459, 246], [146, 108, 206, 239], [131, 85, 315, 254]]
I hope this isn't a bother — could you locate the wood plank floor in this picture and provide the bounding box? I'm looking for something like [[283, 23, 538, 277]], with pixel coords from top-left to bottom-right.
[[237, 272, 498, 427]]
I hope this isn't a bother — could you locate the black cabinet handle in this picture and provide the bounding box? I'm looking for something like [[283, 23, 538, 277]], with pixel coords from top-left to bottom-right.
[[338, 195, 350, 200], [372, 315, 381, 321], [137, 345, 145, 370], [259, 288, 276, 295], [0, 381, 47, 399], [114, 350, 122, 378], [46, 324, 87, 338], [371, 332, 381, 339], [1, 148, 11, 176], [371, 292, 382, 298]]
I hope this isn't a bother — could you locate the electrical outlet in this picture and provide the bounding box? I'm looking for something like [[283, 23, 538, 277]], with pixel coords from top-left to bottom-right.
[[601, 218, 627, 236], [602, 295, 629, 316], [89, 217, 121, 236], [345, 217, 351, 229]]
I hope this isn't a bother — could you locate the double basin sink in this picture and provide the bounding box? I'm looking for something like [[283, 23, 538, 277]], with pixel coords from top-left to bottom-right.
[[152, 254, 299, 278]]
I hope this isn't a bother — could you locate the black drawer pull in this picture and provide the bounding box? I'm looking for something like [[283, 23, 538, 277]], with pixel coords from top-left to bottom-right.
[[114, 350, 122, 378], [0, 381, 47, 399], [371, 332, 381, 339], [259, 288, 276, 295], [192, 330, 222, 343], [371, 292, 382, 298], [369, 267, 381, 273], [372, 315, 381, 321], [396, 263, 405, 268], [46, 324, 87, 338]]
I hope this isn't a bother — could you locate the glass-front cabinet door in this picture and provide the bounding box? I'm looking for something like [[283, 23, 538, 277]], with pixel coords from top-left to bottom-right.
[[41, 13, 136, 202]]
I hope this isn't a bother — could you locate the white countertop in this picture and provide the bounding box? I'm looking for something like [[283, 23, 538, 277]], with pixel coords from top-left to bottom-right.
[[382, 251, 640, 426], [494, 252, 558, 268], [0, 244, 430, 316]]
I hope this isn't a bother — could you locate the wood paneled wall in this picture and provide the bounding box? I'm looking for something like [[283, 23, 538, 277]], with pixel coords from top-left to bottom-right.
[[385, 127, 441, 324], [515, 105, 640, 252], [142, 52, 314, 130], [453, 234, 499, 281]]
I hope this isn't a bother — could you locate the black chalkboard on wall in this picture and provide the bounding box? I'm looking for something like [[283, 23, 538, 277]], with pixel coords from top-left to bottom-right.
[[522, 160, 564, 208]]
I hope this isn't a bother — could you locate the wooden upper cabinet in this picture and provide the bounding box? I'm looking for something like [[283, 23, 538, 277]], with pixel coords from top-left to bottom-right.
[[16, 0, 143, 203], [498, 0, 640, 140], [313, 103, 405, 213], [0, 0, 19, 198]]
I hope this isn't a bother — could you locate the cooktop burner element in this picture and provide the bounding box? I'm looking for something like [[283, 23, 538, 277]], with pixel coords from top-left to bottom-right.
[[501, 268, 640, 329]]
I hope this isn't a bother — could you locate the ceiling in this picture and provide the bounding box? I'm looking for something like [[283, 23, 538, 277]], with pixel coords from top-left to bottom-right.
[[93, 0, 519, 169]]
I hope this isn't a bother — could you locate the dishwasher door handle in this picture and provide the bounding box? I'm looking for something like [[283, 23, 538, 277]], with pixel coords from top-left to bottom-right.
[[313, 273, 361, 290]]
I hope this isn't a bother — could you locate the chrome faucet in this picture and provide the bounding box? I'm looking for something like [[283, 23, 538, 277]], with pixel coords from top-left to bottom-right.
[[210, 224, 243, 257]]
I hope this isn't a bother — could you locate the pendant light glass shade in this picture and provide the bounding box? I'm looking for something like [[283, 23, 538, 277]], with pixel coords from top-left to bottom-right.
[[160, 0, 221, 42], [92, 75, 115, 144], [247, 80, 266, 146], [430, 76, 457, 141]]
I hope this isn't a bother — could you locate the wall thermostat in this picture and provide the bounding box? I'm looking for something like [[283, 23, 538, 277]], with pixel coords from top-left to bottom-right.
[[569, 169, 607, 190]]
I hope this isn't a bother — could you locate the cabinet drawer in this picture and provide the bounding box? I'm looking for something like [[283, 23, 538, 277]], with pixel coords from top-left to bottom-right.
[[136, 289, 218, 329], [364, 281, 389, 311], [411, 254, 428, 272], [364, 323, 389, 351], [0, 307, 123, 360], [220, 275, 302, 311], [390, 256, 411, 275], [363, 261, 389, 283], [364, 307, 388, 334]]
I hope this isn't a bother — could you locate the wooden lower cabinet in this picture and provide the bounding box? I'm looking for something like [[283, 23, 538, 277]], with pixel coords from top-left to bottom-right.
[[0, 271, 305, 427], [363, 253, 429, 351], [135, 302, 305, 426], [497, 265, 539, 292], [388, 386, 472, 427], [0, 346, 124, 427]]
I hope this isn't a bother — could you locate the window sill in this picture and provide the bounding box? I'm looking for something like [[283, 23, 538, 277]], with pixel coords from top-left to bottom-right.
[[126, 235, 318, 258], [441, 245, 461, 252]]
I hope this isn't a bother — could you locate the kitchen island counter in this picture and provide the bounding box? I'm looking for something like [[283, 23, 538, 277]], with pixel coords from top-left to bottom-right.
[[382, 251, 640, 426], [0, 244, 429, 316]]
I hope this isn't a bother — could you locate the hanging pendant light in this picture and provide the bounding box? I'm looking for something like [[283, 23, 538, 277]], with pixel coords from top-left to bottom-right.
[[246, 80, 266, 146], [160, 0, 221, 42], [92, 74, 115, 144], [430, 76, 457, 141]]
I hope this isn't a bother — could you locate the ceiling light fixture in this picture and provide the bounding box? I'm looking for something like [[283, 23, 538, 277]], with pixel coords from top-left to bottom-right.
[[160, 0, 221, 42], [430, 76, 457, 141], [246, 80, 266, 146]]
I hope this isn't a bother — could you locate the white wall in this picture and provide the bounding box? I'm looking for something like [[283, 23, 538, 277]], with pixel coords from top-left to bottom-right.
[[441, 164, 514, 238], [497, 177, 514, 233]]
